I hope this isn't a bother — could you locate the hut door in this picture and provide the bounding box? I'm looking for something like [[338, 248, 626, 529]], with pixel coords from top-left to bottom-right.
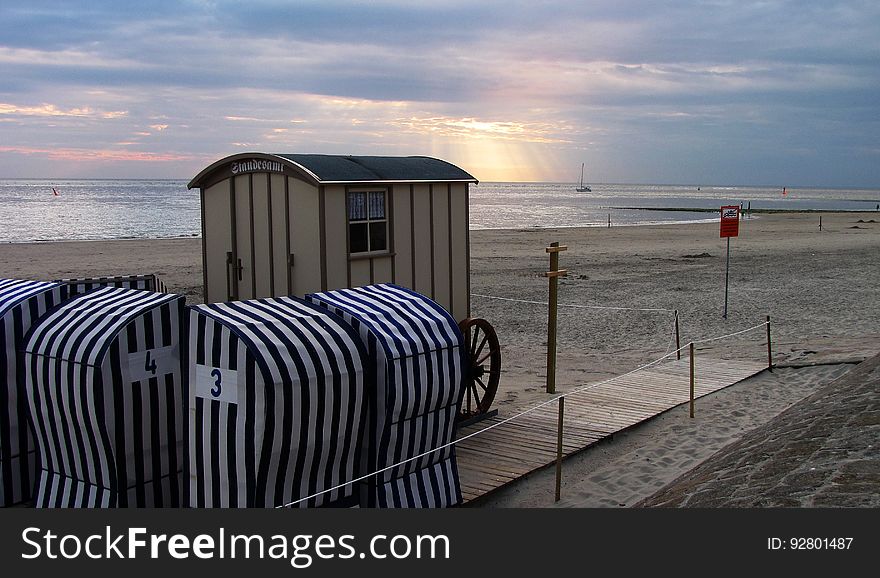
[[231, 174, 255, 300], [203, 179, 237, 303], [227, 173, 290, 301]]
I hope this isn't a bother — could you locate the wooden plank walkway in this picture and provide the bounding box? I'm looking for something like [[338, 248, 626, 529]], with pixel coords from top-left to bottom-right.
[[455, 357, 767, 503]]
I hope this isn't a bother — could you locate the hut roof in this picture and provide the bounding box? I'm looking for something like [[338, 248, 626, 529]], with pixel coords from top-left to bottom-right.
[[188, 153, 477, 188]]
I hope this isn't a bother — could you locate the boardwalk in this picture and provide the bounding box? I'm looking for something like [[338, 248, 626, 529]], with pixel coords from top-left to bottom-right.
[[456, 357, 767, 503]]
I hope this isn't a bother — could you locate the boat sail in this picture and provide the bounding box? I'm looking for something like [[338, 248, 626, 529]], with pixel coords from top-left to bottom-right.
[[576, 163, 591, 192]]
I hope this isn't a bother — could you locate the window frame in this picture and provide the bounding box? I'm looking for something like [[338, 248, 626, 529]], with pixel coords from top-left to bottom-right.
[[346, 188, 390, 257]]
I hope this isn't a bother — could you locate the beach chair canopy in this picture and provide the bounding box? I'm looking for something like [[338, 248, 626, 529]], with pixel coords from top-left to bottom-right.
[[188, 296, 368, 508], [24, 286, 185, 508], [307, 283, 466, 508], [56, 273, 168, 296], [0, 278, 68, 507]]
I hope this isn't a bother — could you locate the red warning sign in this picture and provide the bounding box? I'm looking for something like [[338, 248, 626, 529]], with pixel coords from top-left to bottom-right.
[[720, 205, 740, 238]]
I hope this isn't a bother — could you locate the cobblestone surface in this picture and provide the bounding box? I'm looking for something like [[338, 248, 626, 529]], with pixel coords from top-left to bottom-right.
[[637, 354, 880, 507]]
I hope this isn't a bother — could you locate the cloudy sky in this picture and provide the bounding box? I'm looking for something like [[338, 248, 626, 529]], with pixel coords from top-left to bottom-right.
[[1, 1, 878, 186]]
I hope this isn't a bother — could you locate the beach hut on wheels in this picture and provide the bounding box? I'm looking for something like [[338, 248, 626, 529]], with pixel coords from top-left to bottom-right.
[[187, 153, 476, 322], [186, 296, 368, 508], [23, 287, 186, 508], [307, 284, 466, 508], [0, 278, 69, 507]]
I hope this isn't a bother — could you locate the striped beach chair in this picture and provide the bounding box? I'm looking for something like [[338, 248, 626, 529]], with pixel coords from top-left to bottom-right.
[[56, 274, 169, 296], [0, 278, 69, 507], [307, 284, 466, 508], [187, 297, 368, 508], [24, 287, 185, 507]]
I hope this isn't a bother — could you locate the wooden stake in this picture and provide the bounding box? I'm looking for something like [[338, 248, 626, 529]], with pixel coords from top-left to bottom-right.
[[555, 396, 565, 502], [766, 315, 773, 372], [689, 342, 695, 418], [544, 242, 568, 394], [674, 310, 681, 360]]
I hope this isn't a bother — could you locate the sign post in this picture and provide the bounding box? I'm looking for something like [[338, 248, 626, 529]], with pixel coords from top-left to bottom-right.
[[720, 205, 740, 319]]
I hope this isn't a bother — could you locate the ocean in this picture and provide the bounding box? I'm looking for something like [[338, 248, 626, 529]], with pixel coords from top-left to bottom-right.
[[1, 179, 878, 243]]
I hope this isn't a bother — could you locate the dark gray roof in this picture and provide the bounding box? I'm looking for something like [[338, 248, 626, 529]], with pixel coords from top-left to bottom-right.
[[278, 154, 477, 183], [188, 153, 477, 189]]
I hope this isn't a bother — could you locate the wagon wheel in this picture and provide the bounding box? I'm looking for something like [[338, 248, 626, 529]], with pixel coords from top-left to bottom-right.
[[458, 317, 501, 420]]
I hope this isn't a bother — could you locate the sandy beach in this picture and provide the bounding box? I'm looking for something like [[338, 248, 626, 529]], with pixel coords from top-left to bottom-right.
[[2, 211, 878, 507]]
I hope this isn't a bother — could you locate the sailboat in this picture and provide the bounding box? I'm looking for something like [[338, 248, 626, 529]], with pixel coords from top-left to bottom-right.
[[576, 163, 591, 192]]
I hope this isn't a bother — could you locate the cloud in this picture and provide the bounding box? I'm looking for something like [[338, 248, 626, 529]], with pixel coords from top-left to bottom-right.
[[0, 102, 127, 119], [0, 144, 193, 162], [0, 1, 877, 185], [389, 115, 573, 145]]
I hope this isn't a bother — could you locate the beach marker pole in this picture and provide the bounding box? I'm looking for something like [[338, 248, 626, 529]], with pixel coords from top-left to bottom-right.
[[766, 315, 773, 372], [689, 342, 695, 418], [723, 236, 731, 319], [674, 310, 681, 360], [555, 396, 565, 502], [720, 206, 739, 319], [544, 242, 568, 394]]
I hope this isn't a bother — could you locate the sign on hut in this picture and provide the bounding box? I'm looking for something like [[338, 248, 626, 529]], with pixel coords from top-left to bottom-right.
[[188, 154, 477, 322], [24, 287, 186, 507], [0, 278, 68, 507], [187, 296, 368, 508]]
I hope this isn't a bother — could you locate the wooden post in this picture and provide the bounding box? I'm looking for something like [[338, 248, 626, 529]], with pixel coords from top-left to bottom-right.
[[544, 242, 568, 394], [689, 342, 695, 418], [674, 310, 681, 360], [766, 315, 773, 372], [555, 396, 565, 502]]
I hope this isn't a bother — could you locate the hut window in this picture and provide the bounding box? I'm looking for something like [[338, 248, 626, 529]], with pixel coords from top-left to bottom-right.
[[347, 191, 388, 254]]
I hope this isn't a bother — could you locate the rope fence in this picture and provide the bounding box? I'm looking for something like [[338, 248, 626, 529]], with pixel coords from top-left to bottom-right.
[[473, 291, 768, 361], [473, 290, 683, 362], [472, 292, 676, 313], [278, 318, 771, 508]]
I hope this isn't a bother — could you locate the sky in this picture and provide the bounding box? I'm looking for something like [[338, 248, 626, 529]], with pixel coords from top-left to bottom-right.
[[0, 1, 878, 186]]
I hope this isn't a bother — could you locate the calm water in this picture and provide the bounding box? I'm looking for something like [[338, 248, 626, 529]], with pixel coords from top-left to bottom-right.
[[1, 179, 878, 243]]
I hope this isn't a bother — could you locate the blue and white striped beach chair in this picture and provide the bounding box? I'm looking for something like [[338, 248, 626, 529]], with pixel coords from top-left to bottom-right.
[[307, 284, 466, 508], [24, 286, 185, 507], [187, 296, 368, 508]]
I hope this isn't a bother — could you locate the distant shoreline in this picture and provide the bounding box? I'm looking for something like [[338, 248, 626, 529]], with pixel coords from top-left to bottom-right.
[[615, 206, 880, 214]]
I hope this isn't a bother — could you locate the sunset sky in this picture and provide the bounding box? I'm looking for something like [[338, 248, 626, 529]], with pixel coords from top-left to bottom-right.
[[1, 1, 878, 186]]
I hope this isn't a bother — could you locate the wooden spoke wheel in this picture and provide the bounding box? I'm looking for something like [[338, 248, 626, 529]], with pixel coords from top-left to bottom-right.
[[458, 317, 501, 420]]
